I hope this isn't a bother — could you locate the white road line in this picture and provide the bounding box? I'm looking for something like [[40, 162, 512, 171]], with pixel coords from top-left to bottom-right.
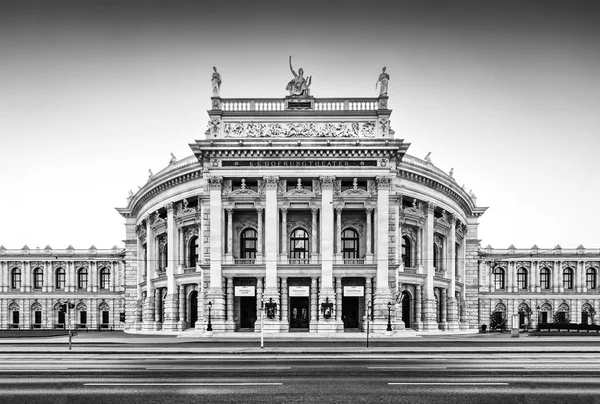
[[388, 382, 509, 386], [146, 367, 291, 370], [368, 366, 447, 369], [84, 383, 283, 386]]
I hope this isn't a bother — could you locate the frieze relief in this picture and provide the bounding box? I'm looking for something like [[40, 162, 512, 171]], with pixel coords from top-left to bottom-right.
[[97, 261, 112, 269], [184, 227, 199, 243], [223, 121, 376, 138], [341, 220, 364, 238], [30, 261, 44, 269], [538, 261, 554, 269], [562, 261, 576, 269], [402, 227, 417, 243], [311, 179, 321, 196], [74, 261, 89, 269], [587, 262, 599, 269], [403, 199, 425, 218], [221, 180, 233, 196], [235, 219, 258, 237], [515, 261, 532, 269], [205, 117, 220, 138]]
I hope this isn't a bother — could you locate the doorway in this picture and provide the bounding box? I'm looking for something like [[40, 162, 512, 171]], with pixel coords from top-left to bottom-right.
[[58, 311, 65, 328], [101, 311, 109, 328], [519, 312, 525, 328], [342, 297, 359, 328], [190, 291, 198, 328], [289, 297, 309, 329], [401, 292, 411, 328], [240, 297, 256, 329], [582, 311, 589, 325], [540, 311, 548, 324], [33, 311, 42, 328]]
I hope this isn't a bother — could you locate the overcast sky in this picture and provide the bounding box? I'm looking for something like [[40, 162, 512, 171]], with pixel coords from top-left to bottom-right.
[[1, 0, 599, 251]]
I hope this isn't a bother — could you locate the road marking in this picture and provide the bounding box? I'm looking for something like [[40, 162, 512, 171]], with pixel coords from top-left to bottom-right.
[[388, 382, 509, 386], [84, 382, 283, 386], [146, 367, 291, 370], [368, 366, 447, 369]]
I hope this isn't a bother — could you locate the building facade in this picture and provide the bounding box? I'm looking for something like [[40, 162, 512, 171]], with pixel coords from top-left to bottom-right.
[[1, 70, 597, 333], [0, 245, 125, 330]]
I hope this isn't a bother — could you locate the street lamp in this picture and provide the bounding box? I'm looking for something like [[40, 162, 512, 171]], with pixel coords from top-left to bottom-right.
[[207, 301, 213, 332], [387, 301, 393, 332], [536, 305, 541, 331]]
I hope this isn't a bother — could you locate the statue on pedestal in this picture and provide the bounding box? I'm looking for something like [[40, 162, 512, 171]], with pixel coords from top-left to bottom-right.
[[376, 66, 390, 97], [286, 56, 312, 96], [211, 67, 222, 97]]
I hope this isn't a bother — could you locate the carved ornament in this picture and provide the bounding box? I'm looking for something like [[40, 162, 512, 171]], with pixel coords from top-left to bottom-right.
[[587, 262, 599, 269], [74, 261, 89, 269], [207, 176, 223, 190], [30, 261, 44, 269], [52, 261, 66, 270], [515, 261, 532, 269], [263, 176, 279, 190], [221, 179, 232, 196], [320, 176, 335, 190], [562, 261, 576, 269], [97, 261, 112, 269], [223, 121, 375, 138]]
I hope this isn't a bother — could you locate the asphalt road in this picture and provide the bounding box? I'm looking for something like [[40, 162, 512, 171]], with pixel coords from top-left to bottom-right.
[[1, 352, 599, 403]]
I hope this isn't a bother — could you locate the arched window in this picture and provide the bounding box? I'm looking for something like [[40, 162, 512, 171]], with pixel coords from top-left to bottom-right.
[[188, 235, 199, 267], [563, 268, 574, 290], [539, 267, 550, 290], [402, 236, 411, 268], [586, 268, 597, 290], [290, 228, 309, 261], [99, 268, 110, 290], [342, 228, 359, 259], [33, 268, 43, 289], [494, 267, 505, 290], [240, 229, 257, 259], [517, 267, 528, 290], [55, 268, 65, 290], [11, 268, 21, 290], [78, 268, 88, 290]]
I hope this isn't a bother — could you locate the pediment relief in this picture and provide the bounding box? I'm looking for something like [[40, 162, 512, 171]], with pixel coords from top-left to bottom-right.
[[284, 188, 315, 198], [230, 188, 259, 196], [340, 188, 371, 197]]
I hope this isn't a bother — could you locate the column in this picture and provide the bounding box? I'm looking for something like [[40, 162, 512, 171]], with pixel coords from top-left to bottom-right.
[[558, 261, 564, 293], [178, 225, 184, 270], [530, 262, 536, 293], [446, 215, 458, 330], [2, 262, 7, 292], [439, 288, 447, 330], [395, 197, 402, 266], [91, 261, 97, 293], [154, 288, 161, 326], [416, 226, 423, 272], [421, 202, 437, 330], [145, 215, 156, 327], [263, 176, 280, 321], [43, 262, 51, 293], [163, 203, 179, 331], [281, 278, 288, 329], [256, 207, 264, 263], [553, 262, 559, 293], [255, 277, 263, 331], [280, 208, 288, 260], [311, 208, 318, 263], [178, 285, 186, 329], [207, 176, 225, 329], [365, 208, 373, 262], [226, 208, 233, 263], [577, 261, 583, 293], [23, 261, 29, 292], [415, 285, 422, 329], [226, 277, 234, 328], [136, 236, 143, 305], [581, 262, 588, 293], [335, 277, 343, 323], [335, 207, 343, 261], [372, 176, 392, 330], [320, 177, 335, 288], [199, 199, 205, 264], [310, 277, 318, 332]]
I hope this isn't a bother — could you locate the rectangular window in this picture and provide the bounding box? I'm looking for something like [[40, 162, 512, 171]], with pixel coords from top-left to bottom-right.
[[586, 270, 597, 290], [56, 271, 65, 290], [78, 271, 88, 290], [563, 271, 573, 290]]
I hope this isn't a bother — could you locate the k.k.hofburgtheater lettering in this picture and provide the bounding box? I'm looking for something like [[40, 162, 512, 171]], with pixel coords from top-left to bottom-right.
[[222, 160, 378, 167]]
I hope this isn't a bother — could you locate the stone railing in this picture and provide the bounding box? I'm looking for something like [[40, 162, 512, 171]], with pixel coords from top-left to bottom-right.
[[287, 258, 311, 265], [234, 258, 257, 265], [402, 267, 418, 274], [401, 155, 452, 180], [344, 258, 365, 265], [153, 155, 199, 178], [0, 247, 122, 256], [483, 247, 600, 255], [220, 98, 380, 112]]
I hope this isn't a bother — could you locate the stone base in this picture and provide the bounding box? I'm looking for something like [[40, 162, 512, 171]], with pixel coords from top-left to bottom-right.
[[162, 319, 179, 331], [413, 321, 423, 331], [141, 321, 161, 331], [438, 321, 448, 331], [309, 322, 318, 333], [317, 319, 343, 333], [262, 319, 286, 333], [177, 320, 187, 331], [446, 321, 460, 331], [421, 321, 439, 331], [459, 321, 470, 330]]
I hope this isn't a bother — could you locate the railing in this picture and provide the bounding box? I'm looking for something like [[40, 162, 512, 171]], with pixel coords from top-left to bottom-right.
[[220, 97, 379, 112], [288, 259, 311, 265], [402, 267, 418, 274], [344, 259, 365, 265], [483, 247, 600, 255], [183, 267, 197, 274], [234, 259, 256, 265], [0, 247, 122, 255]]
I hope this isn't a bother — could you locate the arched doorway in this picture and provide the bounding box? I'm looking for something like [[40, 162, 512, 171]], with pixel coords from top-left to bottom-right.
[[189, 291, 198, 328], [401, 291, 411, 328]]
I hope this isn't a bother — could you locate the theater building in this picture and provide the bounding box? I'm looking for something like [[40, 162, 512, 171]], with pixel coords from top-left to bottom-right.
[[1, 68, 597, 334]]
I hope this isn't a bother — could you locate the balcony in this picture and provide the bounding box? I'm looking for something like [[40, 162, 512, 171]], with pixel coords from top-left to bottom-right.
[[234, 258, 257, 265], [183, 267, 198, 274], [288, 258, 311, 265], [402, 267, 418, 274], [344, 258, 365, 265]]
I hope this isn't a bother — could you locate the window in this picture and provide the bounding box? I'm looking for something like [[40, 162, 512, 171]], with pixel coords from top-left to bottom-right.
[[99, 268, 110, 290], [563, 268, 574, 290], [188, 235, 199, 267], [33, 268, 43, 289], [240, 229, 257, 259], [342, 229, 359, 259], [433, 245, 439, 270], [55, 268, 65, 290], [517, 267, 528, 290], [540, 267, 550, 290], [455, 242, 460, 275], [494, 267, 505, 290], [11, 268, 21, 290], [159, 242, 168, 271], [402, 236, 411, 268], [290, 228, 309, 260], [78, 268, 88, 290], [586, 268, 597, 290]]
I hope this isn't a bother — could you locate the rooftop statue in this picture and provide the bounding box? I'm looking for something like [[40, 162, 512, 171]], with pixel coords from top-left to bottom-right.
[[376, 66, 390, 97], [211, 66, 222, 97], [286, 56, 312, 97]]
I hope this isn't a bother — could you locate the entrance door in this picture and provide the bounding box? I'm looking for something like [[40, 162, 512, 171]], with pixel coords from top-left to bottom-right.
[[80, 311, 87, 327], [289, 297, 309, 329], [190, 291, 198, 328], [12, 311, 19, 327], [342, 297, 359, 328], [540, 311, 548, 324], [582, 311, 589, 325], [401, 292, 411, 328], [519, 312, 525, 328], [240, 297, 256, 329], [58, 311, 65, 328], [102, 311, 109, 328], [34, 311, 42, 328]]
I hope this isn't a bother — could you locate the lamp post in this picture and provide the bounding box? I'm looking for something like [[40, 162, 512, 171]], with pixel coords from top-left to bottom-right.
[[536, 305, 540, 331], [207, 301, 213, 332], [387, 301, 393, 332]]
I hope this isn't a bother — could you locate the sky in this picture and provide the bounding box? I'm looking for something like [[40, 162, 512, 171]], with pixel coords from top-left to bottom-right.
[[1, 0, 599, 251]]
